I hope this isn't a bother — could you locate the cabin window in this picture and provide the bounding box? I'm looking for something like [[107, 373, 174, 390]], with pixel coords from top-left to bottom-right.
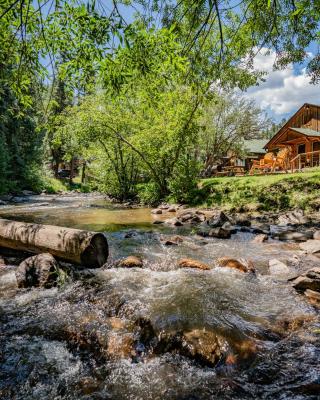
[[297, 143, 306, 154], [313, 142, 320, 152]]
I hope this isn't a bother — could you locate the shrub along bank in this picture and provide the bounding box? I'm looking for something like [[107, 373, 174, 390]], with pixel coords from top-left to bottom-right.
[[195, 170, 320, 212]]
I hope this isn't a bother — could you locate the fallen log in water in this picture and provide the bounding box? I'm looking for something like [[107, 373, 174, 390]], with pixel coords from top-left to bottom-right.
[[0, 219, 108, 268]]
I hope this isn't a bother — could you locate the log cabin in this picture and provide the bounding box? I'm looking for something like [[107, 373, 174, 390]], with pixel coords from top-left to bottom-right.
[[264, 103, 320, 170]]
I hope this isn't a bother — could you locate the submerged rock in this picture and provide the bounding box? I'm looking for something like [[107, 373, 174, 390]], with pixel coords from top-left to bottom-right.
[[181, 329, 226, 366], [177, 258, 211, 270], [304, 289, 320, 306], [162, 235, 184, 246], [117, 256, 143, 268], [15, 253, 61, 288], [216, 257, 255, 273], [106, 332, 135, 359], [156, 328, 227, 367], [269, 259, 290, 276]]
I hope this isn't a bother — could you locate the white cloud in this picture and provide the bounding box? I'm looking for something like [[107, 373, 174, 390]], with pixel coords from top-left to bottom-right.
[[244, 49, 320, 117]]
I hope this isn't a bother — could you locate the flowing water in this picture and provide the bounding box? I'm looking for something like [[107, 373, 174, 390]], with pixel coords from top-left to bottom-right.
[[0, 195, 319, 400]]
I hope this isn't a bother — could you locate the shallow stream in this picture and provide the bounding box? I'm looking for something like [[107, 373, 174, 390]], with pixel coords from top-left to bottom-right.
[[0, 195, 319, 399]]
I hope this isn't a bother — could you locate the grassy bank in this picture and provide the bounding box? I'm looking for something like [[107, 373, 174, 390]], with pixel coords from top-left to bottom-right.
[[194, 169, 320, 212]]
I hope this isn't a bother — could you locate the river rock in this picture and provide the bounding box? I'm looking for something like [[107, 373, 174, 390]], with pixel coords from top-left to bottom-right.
[[209, 227, 232, 239], [162, 235, 184, 246], [304, 289, 320, 306], [164, 217, 183, 226], [221, 222, 237, 234], [117, 256, 143, 268], [290, 267, 320, 292], [21, 190, 36, 196], [15, 253, 61, 288], [168, 207, 177, 212], [216, 257, 255, 273], [153, 220, 164, 224], [313, 231, 320, 240], [269, 259, 290, 276], [177, 258, 211, 270], [207, 211, 230, 228], [252, 234, 268, 243], [235, 216, 251, 227], [278, 210, 310, 225], [106, 332, 135, 359], [0, 200, 7, 206], [181, 329, 226, 366], [278, 231, 313, 242], [152, 209, 162, 214], [299, 240, 320, 254]]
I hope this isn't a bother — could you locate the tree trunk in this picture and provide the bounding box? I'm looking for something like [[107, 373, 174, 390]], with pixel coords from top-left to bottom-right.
[[81, 161, 86, 183], [0, 219, 108, 268], [69, 157, 75, 184]]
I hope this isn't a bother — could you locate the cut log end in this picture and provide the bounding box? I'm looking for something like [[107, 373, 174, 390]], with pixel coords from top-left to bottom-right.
[[80, 233, 109, 268]]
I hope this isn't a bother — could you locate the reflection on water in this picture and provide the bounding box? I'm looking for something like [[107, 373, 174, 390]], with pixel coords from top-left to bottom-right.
[[0, 195, 319, 400]]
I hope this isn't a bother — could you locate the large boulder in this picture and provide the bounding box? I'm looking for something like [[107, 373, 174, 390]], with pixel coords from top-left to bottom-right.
[[216, 257, 255, 273], [15, 253, 61, 288], [177, 258, 211, 270]]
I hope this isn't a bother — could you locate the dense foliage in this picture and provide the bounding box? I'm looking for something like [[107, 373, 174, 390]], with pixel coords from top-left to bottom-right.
[[0, 0, 319, 200]]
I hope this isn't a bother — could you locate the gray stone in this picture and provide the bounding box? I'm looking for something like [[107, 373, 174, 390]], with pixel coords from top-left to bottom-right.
[[313, 230, 320, 240], [208, 227, 232, 239], [252, 234, 268, 243], [278, 231, 313, 242], [164, 217, 183, 226], [299, 240, 320, 254], [269, 259, 290, 276], [207, 211, 230, 228]]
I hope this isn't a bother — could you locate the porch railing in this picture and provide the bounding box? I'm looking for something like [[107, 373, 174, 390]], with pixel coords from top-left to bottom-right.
[[290, 150, 320, 172]]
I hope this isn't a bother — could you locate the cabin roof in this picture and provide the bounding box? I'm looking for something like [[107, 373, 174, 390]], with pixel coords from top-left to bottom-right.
[[290, 127, 320, 137], [264, 103, 320, 149], [243, 139, 267, 154]]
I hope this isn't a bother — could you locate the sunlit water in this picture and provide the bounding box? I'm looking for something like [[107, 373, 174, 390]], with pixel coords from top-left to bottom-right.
[[0, 195, 319, 399]]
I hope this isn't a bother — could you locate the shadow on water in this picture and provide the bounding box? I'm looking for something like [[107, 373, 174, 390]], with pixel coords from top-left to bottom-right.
[[0, 196, 319, 399]]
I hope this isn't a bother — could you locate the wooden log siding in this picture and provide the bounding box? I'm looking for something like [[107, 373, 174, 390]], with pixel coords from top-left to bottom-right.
[[0, 219, 108, 268]]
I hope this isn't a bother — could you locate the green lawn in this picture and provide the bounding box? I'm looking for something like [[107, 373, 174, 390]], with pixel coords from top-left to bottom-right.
[[195, 169, 320, 211]]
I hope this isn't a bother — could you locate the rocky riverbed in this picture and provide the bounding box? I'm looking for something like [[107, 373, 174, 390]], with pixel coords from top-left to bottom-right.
[[0, 194, 320, 399]]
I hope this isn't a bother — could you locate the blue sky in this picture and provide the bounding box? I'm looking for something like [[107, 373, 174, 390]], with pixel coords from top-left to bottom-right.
[[243, 43, 320, 122]]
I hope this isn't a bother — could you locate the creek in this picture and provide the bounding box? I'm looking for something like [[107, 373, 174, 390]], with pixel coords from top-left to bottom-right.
[[0, 194, 319, 400]]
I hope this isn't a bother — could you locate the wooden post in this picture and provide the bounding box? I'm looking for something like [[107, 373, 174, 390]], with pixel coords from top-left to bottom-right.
[[0, 219, 108, 268]]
